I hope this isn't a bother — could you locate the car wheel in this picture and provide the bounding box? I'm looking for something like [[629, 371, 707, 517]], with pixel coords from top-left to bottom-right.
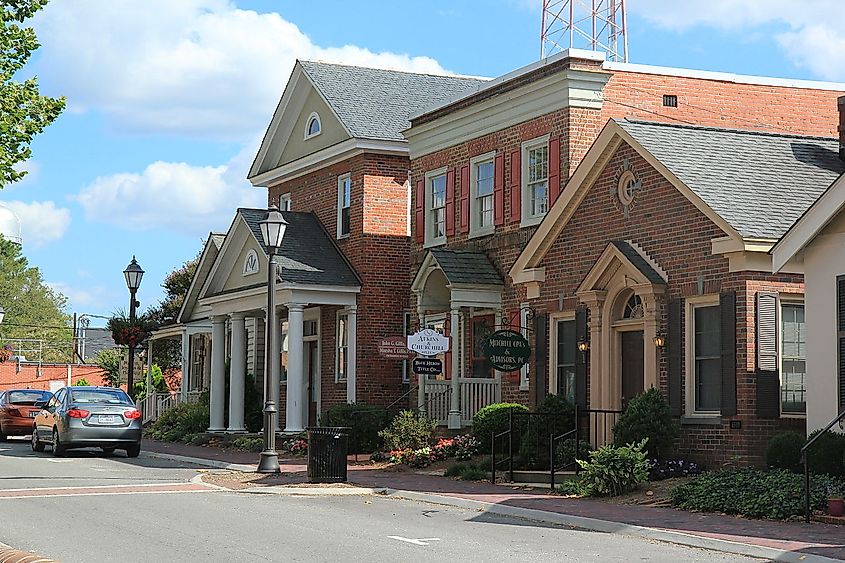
[[31, 428, 44, 452], [0, 422, 6, 442], [125, 443, 141, 458], [101, 447, 116, 455], [52, 428, 65, 457]]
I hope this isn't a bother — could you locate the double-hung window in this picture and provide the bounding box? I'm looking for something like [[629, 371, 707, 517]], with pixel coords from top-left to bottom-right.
[[469, 152, 495, 237], [337, 173, 351, 238], [556, 318, 576, 402], [336, 312, 348, 382], [781, 303, 806, 414], [522, 137, 549, 225], [425, 169, 447, 246], [691, 303, 721, 413]]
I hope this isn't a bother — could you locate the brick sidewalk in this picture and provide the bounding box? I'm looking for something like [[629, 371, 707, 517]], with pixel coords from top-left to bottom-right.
[[142, 439, 845, 561]]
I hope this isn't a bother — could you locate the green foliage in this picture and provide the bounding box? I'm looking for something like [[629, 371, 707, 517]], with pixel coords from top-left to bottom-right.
[[229, 436, 263, 452], [107, 311, 157, 348], [133, 364, 168, 401], [322, 403, 389, 454], [576, 439, 651, 497], [612, 388, 677, 459], [72, 378, 89, 386], [670, 468, 845, 520], [146, 401, 209, 442], [378, 410, 436, 451], [0, 236, 71, 362], [188, 434, 210, 447], [555, 438, 593, 469], [0, 0, 66, 187], [94, 349, 122, 387], [144, 254, 199, 369], [444, 461, 488, 481], [472, 402, 529, 453], [806, 430, 845, 477], [517, 394, 576, 469], [766, 432, 805, 473], [556, 478, 590, 497]]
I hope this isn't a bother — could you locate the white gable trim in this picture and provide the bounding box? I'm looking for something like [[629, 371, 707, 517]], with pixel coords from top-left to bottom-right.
[[772, 173, 845, 272], [178, 234, 223, 324], [199, 214, 265, 301]]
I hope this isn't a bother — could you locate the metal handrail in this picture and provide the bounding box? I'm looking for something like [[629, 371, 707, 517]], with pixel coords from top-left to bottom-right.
[[802, 409, 845, 522], [491, 409, 515, 484]]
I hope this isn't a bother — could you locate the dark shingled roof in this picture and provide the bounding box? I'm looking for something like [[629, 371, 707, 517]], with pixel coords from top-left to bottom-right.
[[299, 60, 487, 142], [238, 209, 360, 287], [429, 249, 503, 286], [610, 241, 665, 285], [617, 120, 845, 240]]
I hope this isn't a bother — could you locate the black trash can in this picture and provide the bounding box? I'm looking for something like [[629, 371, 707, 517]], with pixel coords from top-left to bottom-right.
[[307, 426, 350, 483]]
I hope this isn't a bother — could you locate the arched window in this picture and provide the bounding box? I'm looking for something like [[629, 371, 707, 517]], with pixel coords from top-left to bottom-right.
[[623, 294, 644, 319], [304, 112, 321, 139]]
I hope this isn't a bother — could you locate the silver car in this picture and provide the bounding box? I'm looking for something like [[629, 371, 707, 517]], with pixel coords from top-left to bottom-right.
[[31, 386, 142, 457]]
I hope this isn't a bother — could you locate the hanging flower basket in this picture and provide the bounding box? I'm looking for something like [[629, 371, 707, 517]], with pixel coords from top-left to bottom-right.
[[0, 344, 13, 363], [107, 314, 157, 348]]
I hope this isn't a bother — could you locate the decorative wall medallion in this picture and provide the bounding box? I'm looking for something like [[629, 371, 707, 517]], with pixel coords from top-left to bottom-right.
[[611, 158, 642, 218], [243, 249, 259, 276]]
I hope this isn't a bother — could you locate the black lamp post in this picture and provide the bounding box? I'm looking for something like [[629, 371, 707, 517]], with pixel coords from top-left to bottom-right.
[[257, 205, 288, 474], [123, 257, 144, 400]]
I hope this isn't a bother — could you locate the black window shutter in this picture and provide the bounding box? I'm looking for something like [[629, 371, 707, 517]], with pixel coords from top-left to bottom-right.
[[534, 313, 548, 406], [838, 276, 845, 412], [756, 292, 780, 418], [720, 292, 737, 416], [668, 299, 683, 417], [575, 306, 588, 408]]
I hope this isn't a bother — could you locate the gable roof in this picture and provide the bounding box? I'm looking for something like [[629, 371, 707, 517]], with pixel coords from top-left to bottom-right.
[[618, 120, 845, 240], [427, 249, 503, 286], [298, 61, 487, 142], [177, 233, 225, 324], [609, 241, 666, 285]]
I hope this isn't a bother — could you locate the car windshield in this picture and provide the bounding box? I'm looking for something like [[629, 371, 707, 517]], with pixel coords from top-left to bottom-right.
[[8, 390, 52, 405], [70, 389, 132, 405]]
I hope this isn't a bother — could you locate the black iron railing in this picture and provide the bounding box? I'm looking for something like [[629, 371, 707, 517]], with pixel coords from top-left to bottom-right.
[[549, 407, 623, 489], [801, 409, 845, 522]]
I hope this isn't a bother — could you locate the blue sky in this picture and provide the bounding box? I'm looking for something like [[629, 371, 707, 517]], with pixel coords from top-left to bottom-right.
[[2, 0, 843, 325]]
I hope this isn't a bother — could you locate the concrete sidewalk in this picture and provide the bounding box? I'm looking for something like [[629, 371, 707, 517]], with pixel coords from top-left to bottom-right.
[[142, 438, 845, 563]]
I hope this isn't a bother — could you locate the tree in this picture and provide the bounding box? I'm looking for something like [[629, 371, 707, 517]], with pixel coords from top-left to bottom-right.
[[145, 254, 199, 370], [94, 348, 122, 387], [1, 0, 65, 187], [0, 235, 71, 362]]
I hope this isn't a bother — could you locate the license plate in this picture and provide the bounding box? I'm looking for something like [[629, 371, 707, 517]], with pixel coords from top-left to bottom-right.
[[28, 412, 37, 418], [98, 415, 117, 424]]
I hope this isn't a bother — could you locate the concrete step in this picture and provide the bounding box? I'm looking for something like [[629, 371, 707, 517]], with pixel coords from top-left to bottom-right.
[[507, 470, 577, 485]]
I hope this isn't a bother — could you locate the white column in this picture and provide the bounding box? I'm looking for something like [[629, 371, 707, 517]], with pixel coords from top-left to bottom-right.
[[146, 339, 153, 396], [209, 316, 227, 432], [448, 308, 461, 429], [346, 305, 357, 404], [180, 331, 190, 401], [417, 308, 426, 415], [285, 304, 305, 433], [228, 313, 247, 432], [271, 308, 282, 431]]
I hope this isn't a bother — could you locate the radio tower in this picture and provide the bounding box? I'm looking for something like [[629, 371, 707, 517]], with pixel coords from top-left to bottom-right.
[[540, 0, 628, 62]]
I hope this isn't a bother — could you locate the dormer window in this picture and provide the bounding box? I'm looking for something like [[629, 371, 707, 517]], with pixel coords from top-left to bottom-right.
[[304, 112, 321, 139]]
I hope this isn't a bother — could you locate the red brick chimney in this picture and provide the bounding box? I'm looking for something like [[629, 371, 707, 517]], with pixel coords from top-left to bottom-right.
[[839, 95, 845, 161]]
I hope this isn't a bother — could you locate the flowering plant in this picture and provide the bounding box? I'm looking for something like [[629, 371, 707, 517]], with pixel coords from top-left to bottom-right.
[[0, 344, 13, 363], [288, 438, 308, 455], [649, 458, 703, 481], [384, 434, 481, 468], [107, 313, 157, 348]]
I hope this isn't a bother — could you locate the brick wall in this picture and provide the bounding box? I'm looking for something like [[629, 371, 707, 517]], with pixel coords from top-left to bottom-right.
[[0, 363, 109, 391]]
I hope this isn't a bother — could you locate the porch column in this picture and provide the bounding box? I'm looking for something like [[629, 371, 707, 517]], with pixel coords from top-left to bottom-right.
[[227, 313, 247, 432], [448, 307, 461, 429], [209, 315, 227, 432], [145, 339, 153, 396], [346, 305, 357, 404], [285, 303, 305, 433], [180, 331, 190, 401], [417, 307, 426, 415]]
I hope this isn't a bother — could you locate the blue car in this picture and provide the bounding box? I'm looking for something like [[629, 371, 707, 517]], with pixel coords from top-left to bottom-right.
[[32, 386, 142, 457]]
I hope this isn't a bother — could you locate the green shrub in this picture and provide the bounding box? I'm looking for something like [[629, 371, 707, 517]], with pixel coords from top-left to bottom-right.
[[670, 468, 845, 520], [133, 364, 168, 401], [146, 401, 209, 442], [379, 410, 436, 451], [555, 438, 593, 469], [612, 388, 677, 459], [444, 463, 466, 477], [459, 465, 487, 481], [322, 403, 389, 454], [765, 432, 805, 473], [556, 478, 589, 497], [517, 394, 576, 469], [229, 436, 264, 452], [73, 378, 89, 386], [806, 429, 845, 477], [472, 403, 529, 453], [576, 439, 651, 496], [188, 434, 210, 446]]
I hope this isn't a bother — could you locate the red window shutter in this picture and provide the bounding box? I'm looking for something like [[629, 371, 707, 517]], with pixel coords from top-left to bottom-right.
[[548, 136, 561, 206], [509, 149, 521, 223], [445, 168, 455, 236], [459, 165, 470, 234], [494, 153, 505, 227], [414, 178, 424, 243]]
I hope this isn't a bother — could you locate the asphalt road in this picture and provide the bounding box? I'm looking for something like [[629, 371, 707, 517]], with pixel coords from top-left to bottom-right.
[[0, 439, 761, 563]]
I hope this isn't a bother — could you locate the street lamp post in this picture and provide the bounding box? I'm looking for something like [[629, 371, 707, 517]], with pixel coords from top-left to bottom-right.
[[257, 205, 288, 474], [123, 257, 144, 400]]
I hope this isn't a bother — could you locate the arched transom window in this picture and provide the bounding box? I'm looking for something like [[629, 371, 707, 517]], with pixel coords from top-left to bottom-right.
[[305, 112, 321, 139], [623, 294, 644, 319]]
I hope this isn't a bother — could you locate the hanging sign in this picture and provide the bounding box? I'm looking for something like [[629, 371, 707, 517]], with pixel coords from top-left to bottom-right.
[[377, 337, 415, 360], [483, 329, 531, 372], [412, 357, 443, 375], [407, 329, 449, 356]]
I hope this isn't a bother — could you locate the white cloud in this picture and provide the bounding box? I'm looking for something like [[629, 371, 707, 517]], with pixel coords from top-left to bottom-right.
[[0, 200, 70, 247], [74, 144, 264, 235], [629, 0, 845, 80], [47, 281, 105, 310], [32, 0, 450, 140]]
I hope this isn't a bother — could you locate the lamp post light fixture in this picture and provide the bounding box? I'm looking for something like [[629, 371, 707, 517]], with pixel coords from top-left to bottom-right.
[[652, 332, 666, 348], [577, 338, 590, 353], [123, 256, 144, 400], [257, 205, 288, 474]]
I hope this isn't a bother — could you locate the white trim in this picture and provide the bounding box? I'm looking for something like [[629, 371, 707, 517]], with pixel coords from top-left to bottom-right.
[[684, 295, 722, 418], [279, 193, 291, 211], [424, 167, 449, 248], [336, 172, 351, 239], [778, 296, 806, 418], [521, 135, 551, 226], [469, 151, 496, 239], [335, 310, 348, 383], [303, 111, 322, 140]]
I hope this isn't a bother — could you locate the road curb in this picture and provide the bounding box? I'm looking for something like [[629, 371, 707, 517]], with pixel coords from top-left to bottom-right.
[[374, 488, 842, 563], [0, 542, 56, 563], [143, 450, 256, 472], [240, 486, 387, 496]]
